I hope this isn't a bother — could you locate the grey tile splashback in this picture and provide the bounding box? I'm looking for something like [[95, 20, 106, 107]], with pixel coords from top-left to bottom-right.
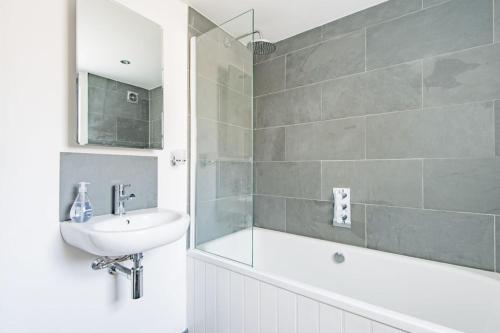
[[252, 0, 500, 272], [59, 153, 157, 221]]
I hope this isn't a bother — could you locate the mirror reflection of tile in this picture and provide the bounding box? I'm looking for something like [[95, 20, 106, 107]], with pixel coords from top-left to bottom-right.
[[87, 73, 163, 149]]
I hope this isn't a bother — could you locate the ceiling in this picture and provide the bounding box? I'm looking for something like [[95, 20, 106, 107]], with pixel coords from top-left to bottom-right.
[[184, 0, 389, 42], [77, 0, 162, 90]]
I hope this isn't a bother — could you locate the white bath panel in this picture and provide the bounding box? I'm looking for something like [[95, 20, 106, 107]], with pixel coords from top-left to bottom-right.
[[260, 282, 278, 333], [244, 277, 260, 333], [344, 312, 371, 333], [194, 260, 206, 333], [216, 266, 230, 333], [278, 289, 296, 333], [187, 257, 195, 333], [188, 256, 410, 333], [204, 264, 217, 333], [319, 304, 342, 333], [230, 272, 245, 333], [297, 296, 319, 333]]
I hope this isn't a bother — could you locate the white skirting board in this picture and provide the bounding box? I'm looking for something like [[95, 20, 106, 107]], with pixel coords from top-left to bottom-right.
[[187, 256, 405, 333]]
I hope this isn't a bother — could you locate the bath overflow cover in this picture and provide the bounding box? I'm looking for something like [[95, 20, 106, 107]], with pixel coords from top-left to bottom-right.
[[333, 252, 345, 264]]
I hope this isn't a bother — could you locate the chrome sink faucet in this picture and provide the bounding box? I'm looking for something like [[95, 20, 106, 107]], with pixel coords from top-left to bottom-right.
[[114, 184, 136, 215]]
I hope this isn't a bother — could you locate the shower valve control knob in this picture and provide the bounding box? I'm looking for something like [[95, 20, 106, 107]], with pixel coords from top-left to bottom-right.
[[333, 188, 351, 228]]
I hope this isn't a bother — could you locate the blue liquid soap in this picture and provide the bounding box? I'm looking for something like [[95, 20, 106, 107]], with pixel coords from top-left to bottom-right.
[[69, 182, 93, 223]]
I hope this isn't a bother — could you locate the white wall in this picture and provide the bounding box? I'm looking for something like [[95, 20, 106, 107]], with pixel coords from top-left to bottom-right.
[[0, 0, 189, 332]]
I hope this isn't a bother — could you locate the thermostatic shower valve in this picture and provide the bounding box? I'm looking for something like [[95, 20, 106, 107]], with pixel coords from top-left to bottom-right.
[[333, 188, 351, 228]]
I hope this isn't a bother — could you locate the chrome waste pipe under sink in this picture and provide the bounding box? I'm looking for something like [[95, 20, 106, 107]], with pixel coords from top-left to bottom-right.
[[92, 253, 144, 299]]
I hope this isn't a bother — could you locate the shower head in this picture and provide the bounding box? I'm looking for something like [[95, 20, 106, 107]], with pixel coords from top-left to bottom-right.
[[236, 30, 277, 56], [248, 38, 276, 56]]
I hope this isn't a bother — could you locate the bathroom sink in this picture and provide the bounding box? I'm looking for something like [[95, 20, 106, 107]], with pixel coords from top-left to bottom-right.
[[60, 208, 190, 256]]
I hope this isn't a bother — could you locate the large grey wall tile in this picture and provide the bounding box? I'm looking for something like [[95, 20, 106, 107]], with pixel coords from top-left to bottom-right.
[[116, 118, 149, 147], [195, 196, 252, 244], [218, 161, 252, 197], [424, 158, 500, 215], [255, 27, 322, 64], [322, 0, 421, 40], [218, 123, 252, 160], [285, 118, 365, 160], [59, 153, 157, 221], [423, 0, 449, 8], [254, 195, 286, 231], [285, 31, 365, 88], [366, 0, 493, 69], [286, 199, 366, 247], [197, 75, 219, 120], [220, 86, 252, 128], [366, 206, 495, 270], [367, 102, 495, 159], [255, 162, 321, 199], [255, 85, 321, 128], [197, 119, 218, 160], [424, 44, 500, 107], [254, 56, 285, 96], [88, 87, 105, 114], [149, 86, 163, 121], [322, 160, 422, 208], [196, 161, 217, 202], [496, 0, 500, 42], [496, 101, 500, 156], [254, 127, 285, 161], [322, 62, 422, 120], [88, 113, 116, 144]]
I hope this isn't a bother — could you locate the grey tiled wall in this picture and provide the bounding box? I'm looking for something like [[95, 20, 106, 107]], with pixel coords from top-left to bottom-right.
[[87, 73, 163, 149], [253, 0, 500, 272], [59, 153, 158, 221]]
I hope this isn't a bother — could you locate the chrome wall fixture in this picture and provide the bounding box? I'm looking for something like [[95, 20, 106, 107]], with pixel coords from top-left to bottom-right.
[[92, 253, 144, 299], [332, 188, 351, 228]]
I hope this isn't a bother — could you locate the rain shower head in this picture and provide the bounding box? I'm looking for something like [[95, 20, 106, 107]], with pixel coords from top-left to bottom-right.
[[248, 38, 277, 56], [236, 30, 276, 56]]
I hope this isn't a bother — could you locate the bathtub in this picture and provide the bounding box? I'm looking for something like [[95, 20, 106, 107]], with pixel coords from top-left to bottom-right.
[[187, 227, 500, 333]]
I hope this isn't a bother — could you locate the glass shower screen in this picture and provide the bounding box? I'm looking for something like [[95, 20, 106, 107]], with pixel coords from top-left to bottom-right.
[[190, 10, 254, 265]]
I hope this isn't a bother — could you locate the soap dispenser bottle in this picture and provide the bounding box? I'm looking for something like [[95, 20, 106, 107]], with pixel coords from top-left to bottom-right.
[[70, 182, 93, 223]]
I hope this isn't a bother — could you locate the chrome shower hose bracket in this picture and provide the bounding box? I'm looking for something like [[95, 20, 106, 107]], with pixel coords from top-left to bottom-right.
[[92, 253, 144, 299]]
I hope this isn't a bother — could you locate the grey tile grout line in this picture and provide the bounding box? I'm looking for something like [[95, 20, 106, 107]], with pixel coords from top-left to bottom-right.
[[255, 58, 422, 99], [254, 98, 498, 131], [254, 156, 495, 163], [421, 59, 424, 109], [364, 27, 367, 72], [494, 216, 497, 272], [493, 0, 496, 44], [252, 193, 498, 217], [254, 40, 499, 99], [421, 159, 425, 209], [364, 204, 368, 248], [198, 115, 252, 131]]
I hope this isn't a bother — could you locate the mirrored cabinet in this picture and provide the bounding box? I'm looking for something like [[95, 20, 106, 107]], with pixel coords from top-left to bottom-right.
[[76, 0, 164, 149]]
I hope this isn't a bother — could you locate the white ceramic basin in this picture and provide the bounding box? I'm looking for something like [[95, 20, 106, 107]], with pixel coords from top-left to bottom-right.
[[60, 208, 190, 256]]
